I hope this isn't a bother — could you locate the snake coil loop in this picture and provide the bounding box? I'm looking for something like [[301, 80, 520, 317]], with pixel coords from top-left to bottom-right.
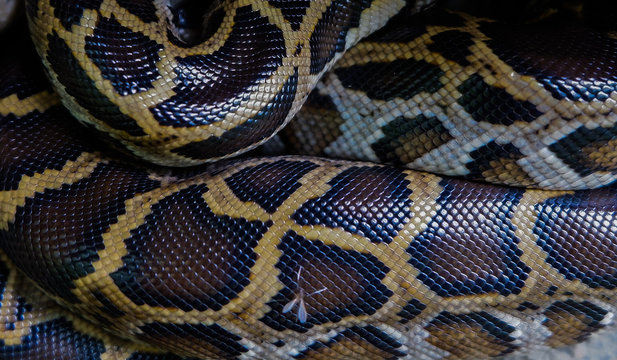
[[1, 0, 617, 359]]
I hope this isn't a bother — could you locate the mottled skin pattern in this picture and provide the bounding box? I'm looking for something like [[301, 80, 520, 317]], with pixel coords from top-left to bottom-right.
[[283, 5, 617, 190], [1, 0, 617, 359], [26, 0, 405, 166]]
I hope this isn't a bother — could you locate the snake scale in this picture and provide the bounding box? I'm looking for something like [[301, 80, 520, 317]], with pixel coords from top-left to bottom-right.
[[1, 0, 617, 358]]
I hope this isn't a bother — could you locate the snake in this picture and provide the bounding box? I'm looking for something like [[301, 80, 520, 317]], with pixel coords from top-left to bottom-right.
[[1, 0, 617, 359]]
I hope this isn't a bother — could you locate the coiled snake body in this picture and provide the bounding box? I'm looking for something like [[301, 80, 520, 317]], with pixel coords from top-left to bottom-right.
[[1, 0, 617, 359]]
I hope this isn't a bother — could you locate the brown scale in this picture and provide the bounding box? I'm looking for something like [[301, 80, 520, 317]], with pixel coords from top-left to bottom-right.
[[169, 70, 299, 161], [110, 184, 272, 312], [581, 138, 617, 173], [409, 178, 528, 296], [296, 336, 400, 359], [135, 322, 248, 359], [285, 257, 369, 321], [373, 115, 455, 165], [0, 249, 149, 360], [294, 326, 405, 359], [477, 156, 537, 188], [309, 0, 373, 74], [4, 164, 160, 303], [479, 13, 617, 81], [534, 187, 617, 284], [424, 312, 519, 359], [4, 1, 617, 359], [282, 91, 346, 156], [542, 300, 609, 347], [0, 106, 90, 188], [291, 165, 413, 244], [266, 232, 392, 330], [224, 159, 319, 213]]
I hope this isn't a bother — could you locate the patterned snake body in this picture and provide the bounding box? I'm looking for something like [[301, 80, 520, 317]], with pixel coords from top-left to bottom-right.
[[1, 0, 617, 359]]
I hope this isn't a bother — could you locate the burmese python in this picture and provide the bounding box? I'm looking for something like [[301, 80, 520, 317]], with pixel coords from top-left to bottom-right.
[[1, 0, 617, 359]]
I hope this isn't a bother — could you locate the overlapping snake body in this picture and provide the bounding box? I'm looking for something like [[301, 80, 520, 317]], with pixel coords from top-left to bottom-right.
[[1, 0, 617, 359], [25, 0, 408, 166]]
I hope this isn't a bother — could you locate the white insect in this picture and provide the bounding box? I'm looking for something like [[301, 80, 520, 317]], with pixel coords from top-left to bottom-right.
[[282, 266, 327, 323]]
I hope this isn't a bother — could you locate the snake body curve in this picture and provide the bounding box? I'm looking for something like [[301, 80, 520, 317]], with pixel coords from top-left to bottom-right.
[[1, 0, 617, 359]]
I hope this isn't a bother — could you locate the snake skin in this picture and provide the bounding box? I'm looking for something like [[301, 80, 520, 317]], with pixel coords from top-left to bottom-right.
[[1, 0, 617, 359], [280, 4, 617, 190]]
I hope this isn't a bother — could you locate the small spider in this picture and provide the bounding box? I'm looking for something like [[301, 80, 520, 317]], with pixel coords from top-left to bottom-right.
[[282, 266, 327, 323]]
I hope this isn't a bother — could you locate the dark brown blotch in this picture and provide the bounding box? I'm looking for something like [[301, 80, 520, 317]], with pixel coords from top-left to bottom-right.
[[116, 0, 158, 23], [170, 69, 298, 160], [335, 59, 444, 101], [110, 184, 271, 311], [425, 311, 519, 358], [225, 159, 318, 213], [372, 114, 453, 165], [49, 0, 104, 30], [268, 0, 312, 31], [309, 0, 373, 74], [408, 178, 529, 297], [543, 300, 609, 347], [4, 163, 160, 303], [261, 231, 392, 332], [151, 5, 286, 128], [0, 107, 91, 191], [427, 30, 474, 66], [281, 90, 345, 156], [292, 165, 413, 243], [548, 124, 617, 177], [479, 16, 617, 101], [534, 187, 617, 289], [457, 74, 542, 125], [46, 32, 146, 136], [85, 16, 163, 96], [295, 325, 406, 359], [465, 141, 536, 186]]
